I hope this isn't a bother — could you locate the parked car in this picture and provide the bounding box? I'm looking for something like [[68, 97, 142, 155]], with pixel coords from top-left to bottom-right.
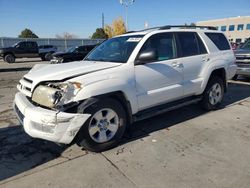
[[0, 41, 56, 63], [38, 45, 57, 61], [233, 40, 250, 80], [50, 45, 96, 63], [14, 25, 236, 152]]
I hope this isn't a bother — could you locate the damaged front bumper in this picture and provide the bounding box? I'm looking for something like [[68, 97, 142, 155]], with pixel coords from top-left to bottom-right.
[[13, 92, 91, 144]]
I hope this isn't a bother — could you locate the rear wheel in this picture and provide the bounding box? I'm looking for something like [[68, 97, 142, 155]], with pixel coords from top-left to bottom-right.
[[4, 54, 15, 63], [201, 76, 224, 111], [76, 98, 127, 152], [232, 74, 238, 80]]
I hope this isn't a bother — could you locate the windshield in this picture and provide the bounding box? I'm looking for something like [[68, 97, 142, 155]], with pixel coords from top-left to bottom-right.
[[66, 46, 76, 53], [12, 42, 19, 47], [240, 40, 250, 50], [85, 35, 143, 63]]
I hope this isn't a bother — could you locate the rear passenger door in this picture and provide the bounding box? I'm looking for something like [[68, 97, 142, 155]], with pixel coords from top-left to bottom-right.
[[176, 32, 208, 96]]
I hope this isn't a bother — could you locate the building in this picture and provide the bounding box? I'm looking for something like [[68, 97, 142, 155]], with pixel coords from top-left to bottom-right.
[[197, 16, 250, 43]]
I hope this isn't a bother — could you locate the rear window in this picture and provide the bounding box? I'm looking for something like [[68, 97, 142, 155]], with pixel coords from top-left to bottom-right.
[[205, 33, 230, 50]]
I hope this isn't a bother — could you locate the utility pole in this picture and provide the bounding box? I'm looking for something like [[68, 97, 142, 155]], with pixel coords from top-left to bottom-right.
[[102, 13, 104, 29], [119, 0, 135, 30]]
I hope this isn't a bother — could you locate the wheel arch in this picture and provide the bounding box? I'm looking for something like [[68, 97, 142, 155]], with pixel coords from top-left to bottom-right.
[[4, 52, 16, 58], [76, 91, 133, 125], [201, 67, 227, 94]]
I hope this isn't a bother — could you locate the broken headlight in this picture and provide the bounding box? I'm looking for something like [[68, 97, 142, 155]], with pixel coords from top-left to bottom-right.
[[32, 82, 82, 109]]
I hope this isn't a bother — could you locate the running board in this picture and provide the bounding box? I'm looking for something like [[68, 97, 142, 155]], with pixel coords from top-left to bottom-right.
[[133, 96, 202, 122]]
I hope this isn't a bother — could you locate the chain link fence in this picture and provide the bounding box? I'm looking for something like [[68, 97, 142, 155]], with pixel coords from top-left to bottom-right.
[[0, 37, 104, 51]]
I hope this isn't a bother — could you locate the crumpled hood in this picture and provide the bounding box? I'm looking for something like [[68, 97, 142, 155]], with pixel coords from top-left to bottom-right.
[[25, 61, 122, 83]]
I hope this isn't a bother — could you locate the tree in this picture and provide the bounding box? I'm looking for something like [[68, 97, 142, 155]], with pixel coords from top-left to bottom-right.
[[55, 32, 77, 39], [112, 17, 126, 36], [91, 28, 108, 39], [104, 25, 113, 38], [103, 17, 127, 38], [18, 28, 38, 38]]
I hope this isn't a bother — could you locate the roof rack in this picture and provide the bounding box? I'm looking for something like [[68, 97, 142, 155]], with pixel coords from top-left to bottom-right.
[[159, 25, 217, 30], [125, 25, 217, 34]]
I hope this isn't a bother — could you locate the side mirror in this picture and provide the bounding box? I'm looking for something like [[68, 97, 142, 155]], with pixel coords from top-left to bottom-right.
[[16, 45, 20, 48], [135, 49, 157, 65]]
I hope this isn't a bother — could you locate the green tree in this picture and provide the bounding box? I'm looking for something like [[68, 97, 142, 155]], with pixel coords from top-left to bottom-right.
[[18, 28, 39, 38], [91, 28, 108, 39]]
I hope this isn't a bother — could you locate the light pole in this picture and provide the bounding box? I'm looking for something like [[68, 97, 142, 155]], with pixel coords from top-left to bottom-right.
[[119, 0, 135, 30]]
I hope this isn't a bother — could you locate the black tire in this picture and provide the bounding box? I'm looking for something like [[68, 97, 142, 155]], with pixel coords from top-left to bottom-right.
[[75, 98, 127, 152], [201, 76, 224, 111], [232, 74, 238, 80], [4, 54, 15, 63], [41, 56, 46, 61], [45, 53, 53, 61]]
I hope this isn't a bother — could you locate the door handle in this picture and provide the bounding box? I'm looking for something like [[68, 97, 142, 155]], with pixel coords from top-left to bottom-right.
[[202, 56, 210, 62], [171, 62, 183, 68]]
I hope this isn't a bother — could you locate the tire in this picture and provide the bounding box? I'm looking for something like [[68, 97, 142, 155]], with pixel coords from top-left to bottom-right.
[[45, 53, 53, 61], [41, 56, 46, 61], [232, 74, 238, 80], [4, 54, 15, 63], [75, 98, 127, 152], [201, 76, 224, 111]]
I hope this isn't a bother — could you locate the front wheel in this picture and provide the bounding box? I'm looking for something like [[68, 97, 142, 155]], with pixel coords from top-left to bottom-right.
[[45, 53, 53, 61], [201, 76, 224, 111], [75, 98, 127, 152], [4, 54, 15, 63]]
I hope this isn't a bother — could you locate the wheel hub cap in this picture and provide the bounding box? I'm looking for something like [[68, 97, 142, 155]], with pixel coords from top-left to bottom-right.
[[209, 83, 222, 105], [88, 108, 119, 143]]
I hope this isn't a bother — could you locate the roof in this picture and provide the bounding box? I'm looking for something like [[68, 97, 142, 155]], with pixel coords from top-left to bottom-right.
[[120, 25, 219, 37]]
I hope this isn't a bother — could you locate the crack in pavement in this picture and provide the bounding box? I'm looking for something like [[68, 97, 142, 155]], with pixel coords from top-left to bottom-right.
[[100, 153, 139, 188]]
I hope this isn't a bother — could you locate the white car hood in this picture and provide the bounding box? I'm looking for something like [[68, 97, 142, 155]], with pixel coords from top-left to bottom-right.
[[25, 61, 122, 83]]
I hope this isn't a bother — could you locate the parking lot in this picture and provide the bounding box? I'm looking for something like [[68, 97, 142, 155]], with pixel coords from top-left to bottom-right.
[[0, 58, 250, 188]]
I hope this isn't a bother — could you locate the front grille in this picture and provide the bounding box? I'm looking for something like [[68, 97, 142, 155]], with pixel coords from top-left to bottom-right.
[[18, 76, 33, 97], [237, 64, 250, 68]]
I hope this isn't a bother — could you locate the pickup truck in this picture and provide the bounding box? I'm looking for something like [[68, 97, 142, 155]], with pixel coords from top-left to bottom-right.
[[0, 41, 57, 63], [233, 39, 250, 80]]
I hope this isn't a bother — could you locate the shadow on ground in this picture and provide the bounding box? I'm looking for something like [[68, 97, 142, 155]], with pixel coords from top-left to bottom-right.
[[0, 126, 68, 181], [0, 80, 249, 182], [122, 81, 250, 147]]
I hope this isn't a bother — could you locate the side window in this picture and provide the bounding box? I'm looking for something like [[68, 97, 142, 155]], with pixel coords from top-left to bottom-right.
[[19, 42, 26, 48], [177, 32, 199, 57], [196, 33, 208, 54], [26, 42, 32, 49], [139, 32, 176, 62], [205, 33, 230, 50], [76, 46, 86, 53]]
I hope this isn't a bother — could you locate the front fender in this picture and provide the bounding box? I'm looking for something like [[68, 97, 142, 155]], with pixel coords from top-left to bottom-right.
[[73, 78, 138, 114]]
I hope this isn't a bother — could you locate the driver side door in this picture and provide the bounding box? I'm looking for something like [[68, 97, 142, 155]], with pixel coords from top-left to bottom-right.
[[134, 32, 184, 111]]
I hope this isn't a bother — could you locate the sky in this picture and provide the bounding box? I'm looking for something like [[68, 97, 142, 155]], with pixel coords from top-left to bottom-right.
[[0, 0, 249, 38]]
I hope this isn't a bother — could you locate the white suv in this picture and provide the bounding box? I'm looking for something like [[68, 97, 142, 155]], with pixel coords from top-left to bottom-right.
[[14, 26, 237, 152]]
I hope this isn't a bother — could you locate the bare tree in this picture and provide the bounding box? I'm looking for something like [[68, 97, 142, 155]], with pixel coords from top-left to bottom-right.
[[55, 32, 78, 39]]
